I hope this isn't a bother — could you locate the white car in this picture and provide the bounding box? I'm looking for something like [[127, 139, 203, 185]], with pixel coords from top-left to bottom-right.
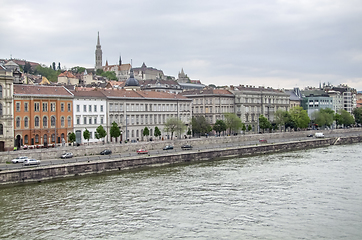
[[23, 159, 41, 166], [11, 156, 29, 164], [61, 152, 73, 159]]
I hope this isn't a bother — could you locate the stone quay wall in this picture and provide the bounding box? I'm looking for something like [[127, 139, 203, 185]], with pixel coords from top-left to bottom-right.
[[1, 128, 361, 163], [1, 134, 362, 185]]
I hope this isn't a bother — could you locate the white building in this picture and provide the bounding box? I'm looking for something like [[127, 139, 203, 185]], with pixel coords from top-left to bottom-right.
[[72, 88, 107, 144]]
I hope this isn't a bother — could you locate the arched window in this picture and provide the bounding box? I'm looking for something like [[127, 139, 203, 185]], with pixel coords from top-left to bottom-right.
[[68, 116, 71, 127], [35, 134, 39, 143], [0, 85, 2, 98], [24, 117, 29, 128], [0, 124, 3, 135], [51, 116, 56, 127], [43, 134, 47, 144], [61, 133, 64, 140], [51, 134, 55, 142], [35, 116, 39, 127], [61, 116, 65, 127], [16, 117, 20, 128], [24, 135, 28, 144], [43, 116, 47, 127], [136, 129, 139, 137]]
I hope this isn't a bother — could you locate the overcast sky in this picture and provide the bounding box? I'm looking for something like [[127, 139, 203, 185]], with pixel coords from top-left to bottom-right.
[[1, 0, 361, 90]]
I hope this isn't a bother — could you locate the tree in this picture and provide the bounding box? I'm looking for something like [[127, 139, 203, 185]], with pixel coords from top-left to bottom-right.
[[224, 113, 242, 135], [248, 125, 252, 132], [143, 127, 150, 141], [110, 122, 121, 142], [339, 109, 355, 127], [312, 108, 334, 128], [289, 106, 310, 129], [68, 132, 76, 145], [95, 125, 107, 143], [275, 109, 292, 131], [242, 124, 246, 133], [57, 62, 61, 70], [34, 65, 61, 82], [213, 119, 227, 136], [23, 61, 32, 74], [187, 128, 192, 136], [164, 117, 186, 139], [71, 66, 86, 74], [192, 116, 210, 137], [352, 107, 362, 125], [83, 128, 90, 145], [52, 62, 56, 71], [259, 115, 271, 133], [154, 126, 161, 139]]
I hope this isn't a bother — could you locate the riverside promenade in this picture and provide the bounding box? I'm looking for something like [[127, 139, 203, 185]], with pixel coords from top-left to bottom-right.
[[1, 128, 362, 185]]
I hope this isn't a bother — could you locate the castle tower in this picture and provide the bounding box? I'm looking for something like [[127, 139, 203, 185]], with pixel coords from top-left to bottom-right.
[[95, 32, 103, 70]]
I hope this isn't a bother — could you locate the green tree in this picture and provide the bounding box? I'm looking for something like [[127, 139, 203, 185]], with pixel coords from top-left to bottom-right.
[[110, 122, 121, 142], [154, 126, 161, 139], [339, 109, 355, 127], [83, 128, 90, 145], [224, 113, 242, 135], [289, 106, 310, 129], [95, 125, 107, 143], [334, 112, 343, 127], [23, 61, 32, 74], [275, 109, 292, 131], [242, 124, 246, 133], [352, 107, 362, 125], [164, 117, 186, 139], [312, 108, 334, 128], [248, 125, 252, 132], [57, 62, 61, 70], [95, 69, 117, 80], [143, 127, 150, 141], [192, 116, 210, 137], [187, 128, 192, 136], [52, 62, 56, 71], [68, 132, 76, 145], [259, 114, 271, 133], [213, 119, 227, 136], [71, 66, 86, 74], [34, 65, 61, 82]]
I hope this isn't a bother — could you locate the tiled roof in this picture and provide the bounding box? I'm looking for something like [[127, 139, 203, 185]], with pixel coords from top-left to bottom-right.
[[72, 88, 106, 98], [58, 71, 77, 78], [180, 89, 234, 96], [100, 89, 189, 100], [14, 85, 73, 97]]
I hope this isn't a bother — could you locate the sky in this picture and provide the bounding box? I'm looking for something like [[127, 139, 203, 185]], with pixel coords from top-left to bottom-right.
[[1, 0, 362, 90]]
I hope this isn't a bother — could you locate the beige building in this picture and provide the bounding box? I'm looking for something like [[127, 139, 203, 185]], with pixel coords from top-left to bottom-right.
[[0, 64, 15, 151], [58, 71, 79, 85]]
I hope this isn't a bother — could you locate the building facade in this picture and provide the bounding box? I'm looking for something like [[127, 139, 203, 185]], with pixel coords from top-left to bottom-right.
[[13, 85, 74, 148], [301, 90, 333, 117]]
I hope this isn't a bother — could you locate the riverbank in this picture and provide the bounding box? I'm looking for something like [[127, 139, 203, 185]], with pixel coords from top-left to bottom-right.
[[1, 134, 361, 186]]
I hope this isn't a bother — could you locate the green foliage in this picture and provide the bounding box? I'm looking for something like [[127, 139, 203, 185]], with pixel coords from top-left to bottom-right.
[[312, 108, 334, 128], [259, 115, 271, 132], [143, 127, 150, 137], [289, 106, 310, 129], [71, 66, 86, 74], [83, 128, 90, 144], [52, 62, 56, 71], [95, 125, 107, 140], [23, 61, 32, 74], [192, 116, 211, 137], [242, 124, 246, 132], [338, 109, 355, 127], [110, 122, 121, 139], [248, 125, 252, 131], [275, 109, 292, 131], [187, 128, 191, 135], [224, 113, 242, 134], [164, 117, 186, 139], [96, 69, 117, 80], [154, 126, 161, 138], [34, 65, 61, 82], [213, 119, 227, 135], [68, 132, 76, 143], [352, 107, 362, 125]]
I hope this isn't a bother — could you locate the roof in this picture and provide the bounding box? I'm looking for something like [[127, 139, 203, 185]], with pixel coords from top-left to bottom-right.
[[71, 88, 107, 98], [180, 89, 234, 96], [100, 88, 189, 101], [58, 71, 77, 78], [14, 85, 73, 98], [284, 90, 302, 101]]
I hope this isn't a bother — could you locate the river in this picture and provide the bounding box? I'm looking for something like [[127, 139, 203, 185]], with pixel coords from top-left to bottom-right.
[[1, 143, 362, 239]]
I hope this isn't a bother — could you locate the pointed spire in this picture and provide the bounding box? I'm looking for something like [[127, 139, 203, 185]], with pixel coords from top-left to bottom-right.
[[97, 31, 100, 45], [119, 54, 122, 66]]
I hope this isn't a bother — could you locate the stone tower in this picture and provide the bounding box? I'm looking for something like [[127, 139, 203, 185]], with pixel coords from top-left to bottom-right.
[[95, 32, 103, 70]]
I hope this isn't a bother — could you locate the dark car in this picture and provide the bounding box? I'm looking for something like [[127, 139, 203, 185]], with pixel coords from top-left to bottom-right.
[[259, 139, 267, 143], [100, 149, 112, 155], [163, 145, 174, 150], [181, 144, 193, 150], [307, 134, 314, 137]]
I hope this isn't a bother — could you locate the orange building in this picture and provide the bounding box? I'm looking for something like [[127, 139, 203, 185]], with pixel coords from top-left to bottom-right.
[[13, 85, 74, 148]]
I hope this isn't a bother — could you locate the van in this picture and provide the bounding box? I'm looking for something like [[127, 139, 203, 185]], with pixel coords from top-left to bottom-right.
[[315, 132, 325, 138]]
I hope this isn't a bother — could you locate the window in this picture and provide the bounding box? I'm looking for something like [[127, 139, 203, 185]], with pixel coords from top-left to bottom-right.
[[89, 132, 93, 139], [68, 103, 71, 112], [61, 116, 65, 127], [43, 103, 48, 112], [77, 105, 80, 112], [89, 117, 92, 124], [16, 117, 20, 128], [84, 117, 87, 125], [89, 105, 92, 112], [0, 103, 2, 116], [0, 85, 2, 98], [94, 105, 97, 112], [24, 117, 29, 128], [83, 105, 87, 112], [24, 135, 28, 144], [68, 116, 71, 127], [101, 117, 104, 124], [51, 116, 55, 127], [100, 105, 104, 112], [61, 103, 64, 112], [51, 134, 55, 142], [51, 103, 56, 112], [77, 117, 80, 125], [35, 134, 39, 143], [43, 116, 47, 127], [24, 102, 28, 112], [16, 102, 20, 112], [35, 116, 40, 127], [34, 103, 40, 112], [94, 117, 97, 124]]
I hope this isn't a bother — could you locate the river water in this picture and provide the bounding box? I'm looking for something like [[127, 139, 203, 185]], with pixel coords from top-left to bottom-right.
[[1, 143, 362, 240]]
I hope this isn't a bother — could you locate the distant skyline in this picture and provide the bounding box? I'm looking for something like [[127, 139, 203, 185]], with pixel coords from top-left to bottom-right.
[[1, 0, 361, 90]]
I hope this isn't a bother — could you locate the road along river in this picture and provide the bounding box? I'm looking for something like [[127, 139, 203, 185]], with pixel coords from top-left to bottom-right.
[[0, 143, 361, 239]]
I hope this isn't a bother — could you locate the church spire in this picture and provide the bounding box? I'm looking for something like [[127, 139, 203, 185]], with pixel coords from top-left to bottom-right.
[[119, 54, 122, 66], [95, 32, 103, 70]]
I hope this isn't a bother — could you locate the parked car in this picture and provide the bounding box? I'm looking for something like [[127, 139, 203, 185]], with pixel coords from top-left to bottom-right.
[[259, 139, 268, 143], [11, 156, 29, 164], [181, 144, 193, 150], [61, 152, 73, 159], [137, 149, 149, 154], [24, 159, 41, 166], [315, 132, 325, 138], [163, 145, 174, 150], [100, 149, 112, 155], [307, 134, 314, 137]]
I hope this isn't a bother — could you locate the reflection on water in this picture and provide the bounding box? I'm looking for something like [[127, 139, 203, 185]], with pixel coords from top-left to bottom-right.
[[1, 144, 362, 239]]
